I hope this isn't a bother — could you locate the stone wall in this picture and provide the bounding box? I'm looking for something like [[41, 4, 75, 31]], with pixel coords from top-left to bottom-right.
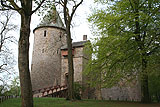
[[61, 47, 84, 85], [101, 80, 141, 101], [60, 45, 92, 99], [31, 26, 66, 91]]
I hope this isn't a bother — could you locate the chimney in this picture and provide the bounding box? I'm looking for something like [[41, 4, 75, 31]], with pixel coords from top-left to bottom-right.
[[83, 35, 87, 41]]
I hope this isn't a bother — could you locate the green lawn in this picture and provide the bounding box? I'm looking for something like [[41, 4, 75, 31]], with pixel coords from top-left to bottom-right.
[[0, 98, 160, 107]]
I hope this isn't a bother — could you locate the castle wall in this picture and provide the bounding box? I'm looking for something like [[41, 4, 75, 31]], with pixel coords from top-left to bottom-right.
[[101, 80, 141, 101], [31, 27, 66, 91], [61, 47, 84, 86], [61, 45, 91, 99]]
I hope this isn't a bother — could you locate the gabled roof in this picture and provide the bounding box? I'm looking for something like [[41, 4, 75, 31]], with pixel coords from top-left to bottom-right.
[[61, 40, 88, 50]]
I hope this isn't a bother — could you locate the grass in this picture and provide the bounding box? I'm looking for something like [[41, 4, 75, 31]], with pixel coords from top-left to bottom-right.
[[0, 98, 160, 107]]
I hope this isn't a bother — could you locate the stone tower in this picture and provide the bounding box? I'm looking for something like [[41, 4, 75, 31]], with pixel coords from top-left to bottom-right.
[[31, 8, 66, 91]]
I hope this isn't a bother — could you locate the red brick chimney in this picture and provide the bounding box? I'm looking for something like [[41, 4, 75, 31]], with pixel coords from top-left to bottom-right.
[[83, 35, 87, 41]]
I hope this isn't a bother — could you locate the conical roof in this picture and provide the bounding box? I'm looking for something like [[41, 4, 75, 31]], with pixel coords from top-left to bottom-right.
[[37, 6, 65, 29]]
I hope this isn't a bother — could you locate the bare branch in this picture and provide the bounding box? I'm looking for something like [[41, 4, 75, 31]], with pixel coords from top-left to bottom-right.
[[63, 0, 68, 25], [1, 0, 15, 10], [31, 0, 45, 15], [55, 0, 64, 7], [1, 0, 22, 13], [70, 0, 83, 22], [8, 0, 20, 10], [0, 8, 9, 11]]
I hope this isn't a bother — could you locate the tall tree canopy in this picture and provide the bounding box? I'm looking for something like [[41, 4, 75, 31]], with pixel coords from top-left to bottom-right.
[[86, 0, 160, 103]]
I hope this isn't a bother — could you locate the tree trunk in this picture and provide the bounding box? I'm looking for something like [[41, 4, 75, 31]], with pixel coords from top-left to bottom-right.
[[18, 14, 33, 107], [156, 93, 160, 102], [95, 84, 102, 100], [63, 0, 83, 100], [134, 0, 150, 103], [141, 57, 150, 103], [66, 25, 74, 100]]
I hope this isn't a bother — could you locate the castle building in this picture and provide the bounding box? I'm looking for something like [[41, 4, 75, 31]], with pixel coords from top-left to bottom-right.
[[31, 9, 89, 96], [31, 9, 66, 91], [31, 9, 141, 101]]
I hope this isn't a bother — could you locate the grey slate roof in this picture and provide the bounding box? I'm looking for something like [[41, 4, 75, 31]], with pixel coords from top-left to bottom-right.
[[37, 8, 65, 29], [61, 40, 88, 50]]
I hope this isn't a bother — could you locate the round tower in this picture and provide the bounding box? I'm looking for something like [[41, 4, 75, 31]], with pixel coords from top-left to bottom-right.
[[31, 9, 66, 91]]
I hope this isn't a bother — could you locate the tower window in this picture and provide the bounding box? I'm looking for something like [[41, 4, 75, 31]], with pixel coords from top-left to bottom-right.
[[42, 49, 44, 53], [44, 30, 47, 37], [59, 32, 62, 41]]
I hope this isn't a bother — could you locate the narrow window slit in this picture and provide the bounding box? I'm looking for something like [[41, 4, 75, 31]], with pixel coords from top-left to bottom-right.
[[44, 30, 47, 37]]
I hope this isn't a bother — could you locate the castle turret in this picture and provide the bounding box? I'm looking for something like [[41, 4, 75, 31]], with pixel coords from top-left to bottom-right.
[[31, 7, 66, 91]]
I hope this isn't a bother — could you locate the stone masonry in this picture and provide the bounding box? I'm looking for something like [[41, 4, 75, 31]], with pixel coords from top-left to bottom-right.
[[101, 82, 141, 101], [60, 41, 89, 86], [31, 26, 66, 91]]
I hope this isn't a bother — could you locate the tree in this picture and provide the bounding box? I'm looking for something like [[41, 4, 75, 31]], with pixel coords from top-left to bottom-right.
[[62, 0, 83, 100], [0, 76, 20, 96], [87, 0, 160, 103], [54, 0, 83, 100], [6, 76, 20, 96], [0, 9, 17, 95], [1, 0, 45, 107], [149, 70, 160, 102], [148, 54, 160, 102]]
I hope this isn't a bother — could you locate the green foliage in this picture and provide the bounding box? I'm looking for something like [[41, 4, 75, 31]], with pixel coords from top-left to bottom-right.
[[2, 76, 21, 96], [0, 84, 8, 96], [84, 35, 140, 88], [7, 76, 20, 96], [74, 82, 82, 100], [86, 0, 160, 90]]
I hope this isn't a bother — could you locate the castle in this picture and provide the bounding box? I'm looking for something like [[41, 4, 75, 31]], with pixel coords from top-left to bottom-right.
[[31, 9, 141, 101]]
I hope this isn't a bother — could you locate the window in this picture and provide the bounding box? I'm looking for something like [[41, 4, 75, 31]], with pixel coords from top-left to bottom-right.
[[59, 32, 62, 41], [57, 49, 59, 54], [44, 30, 47, 37], [42, 49, 44, 53]]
